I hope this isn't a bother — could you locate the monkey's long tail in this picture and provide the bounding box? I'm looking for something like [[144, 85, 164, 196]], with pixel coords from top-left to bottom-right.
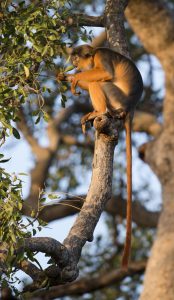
[[121, 116, 132, 269]]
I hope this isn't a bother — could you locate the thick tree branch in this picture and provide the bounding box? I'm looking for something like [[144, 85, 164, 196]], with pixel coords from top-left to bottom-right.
[[125, 2, 174, 299], [66, 14, 104, 27], [126, 0, 174, 57], [105, 0, 130, 57], [22, 238, 69, 266], [63, 115, 118, 265], [14, 238, 71, 291], [31, 260, 146, 299], [19, 260, 44, 282]]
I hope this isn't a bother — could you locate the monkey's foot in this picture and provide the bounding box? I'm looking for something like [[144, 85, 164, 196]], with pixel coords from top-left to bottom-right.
[[81, 113, 94, 134], [81, 112, 104, 134], [81, 123, 87, 134], [112, 109, 127, 120], [71, 88, 81, 96]]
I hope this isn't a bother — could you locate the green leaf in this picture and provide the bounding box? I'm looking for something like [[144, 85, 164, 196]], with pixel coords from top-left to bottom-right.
[[12, 128, 20, 139], [61, 94, 67, 108], [50, 47, 54, 57], [48, 193, 57, 200], [18, 202, 23, 210], [18, 172, 28, 176], [32, 110, 40, 116], [40, 197, 46, 203], [64, 65, 74, 72], [42, 45, 49, 56], [24, 65, 30, 78], [47, 258, 54, 264], [43, 112, 50, 122], [32, 229, 36, 236], [11, 233, 16, 243], [33, 44, 43, 53], [0, 158, 11, 164], [31, 211, 35, 218], [35, 114, 41, 124]]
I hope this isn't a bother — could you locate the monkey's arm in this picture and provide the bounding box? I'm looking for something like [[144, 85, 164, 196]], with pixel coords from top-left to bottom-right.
[[57, 70, 112, 95], [71, 69, 112, 95], [73, 69, 112, 83], [57, 70, 112, 83]]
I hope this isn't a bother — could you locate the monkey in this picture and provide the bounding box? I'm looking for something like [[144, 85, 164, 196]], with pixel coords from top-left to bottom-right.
[[57, 44, 143, 268]]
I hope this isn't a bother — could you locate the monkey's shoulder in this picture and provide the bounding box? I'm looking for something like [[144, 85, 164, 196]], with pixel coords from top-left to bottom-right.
[[93, 48, 134, 77], [94, 47, 129, 63]]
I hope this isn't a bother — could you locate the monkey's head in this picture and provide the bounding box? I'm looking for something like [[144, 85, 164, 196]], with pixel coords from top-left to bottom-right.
[[71, 45, 94, 71]]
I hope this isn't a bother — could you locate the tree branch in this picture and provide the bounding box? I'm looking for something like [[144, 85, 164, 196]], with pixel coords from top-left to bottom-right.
[[126, 0, 174, 57], [31, 260, 146, 299], [63, 115, 118, 265], [66, 14, 104, 27], [105, 0, 130, 57], [39, 195, 159, 228]]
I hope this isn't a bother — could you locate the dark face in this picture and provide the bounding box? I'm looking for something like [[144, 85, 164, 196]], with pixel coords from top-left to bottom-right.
[[71, 55, 94, 71], [71, 54, 80, 67], [71, 45, 94, 70]]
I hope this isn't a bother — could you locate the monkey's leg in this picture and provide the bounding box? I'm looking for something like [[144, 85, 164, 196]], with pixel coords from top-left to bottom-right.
[[77, 80, 90, 91], [81, 82, 107, 133], [102, 82, 129, 118]]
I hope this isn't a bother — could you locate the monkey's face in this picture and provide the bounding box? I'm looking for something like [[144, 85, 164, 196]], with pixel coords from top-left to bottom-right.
[[71, 54, 80, 68], [71, 55, 94, 71]]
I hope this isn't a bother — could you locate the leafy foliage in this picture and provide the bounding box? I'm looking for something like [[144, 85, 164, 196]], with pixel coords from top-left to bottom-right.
[[0, 169, 25, 251], [0, 0, 89, 141], [0, 0, 91, 294], [0, 168, 47, 293]]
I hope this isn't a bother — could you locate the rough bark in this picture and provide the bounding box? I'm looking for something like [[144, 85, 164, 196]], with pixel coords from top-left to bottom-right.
[[126, 1, 174, 299], [140, 182, 174, 300], [105, 0, 130, 57], [63, 115, 118, 266]]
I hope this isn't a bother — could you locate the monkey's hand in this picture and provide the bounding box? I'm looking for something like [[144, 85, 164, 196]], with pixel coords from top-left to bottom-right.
[[57, 72, 67, 82], [69, 76, 81, 96], [57, 73, 81, 95]]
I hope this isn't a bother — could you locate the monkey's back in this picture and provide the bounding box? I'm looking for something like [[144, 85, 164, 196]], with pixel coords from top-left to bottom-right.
[[95, 48, 143, 102]]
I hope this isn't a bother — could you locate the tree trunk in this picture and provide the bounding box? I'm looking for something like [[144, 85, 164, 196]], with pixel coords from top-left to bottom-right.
[[126, 1, 174, 299], [140, 182, 174, 300]]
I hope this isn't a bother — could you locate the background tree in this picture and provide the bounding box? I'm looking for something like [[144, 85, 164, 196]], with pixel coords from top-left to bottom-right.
[[0, 0, 173, 299]]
